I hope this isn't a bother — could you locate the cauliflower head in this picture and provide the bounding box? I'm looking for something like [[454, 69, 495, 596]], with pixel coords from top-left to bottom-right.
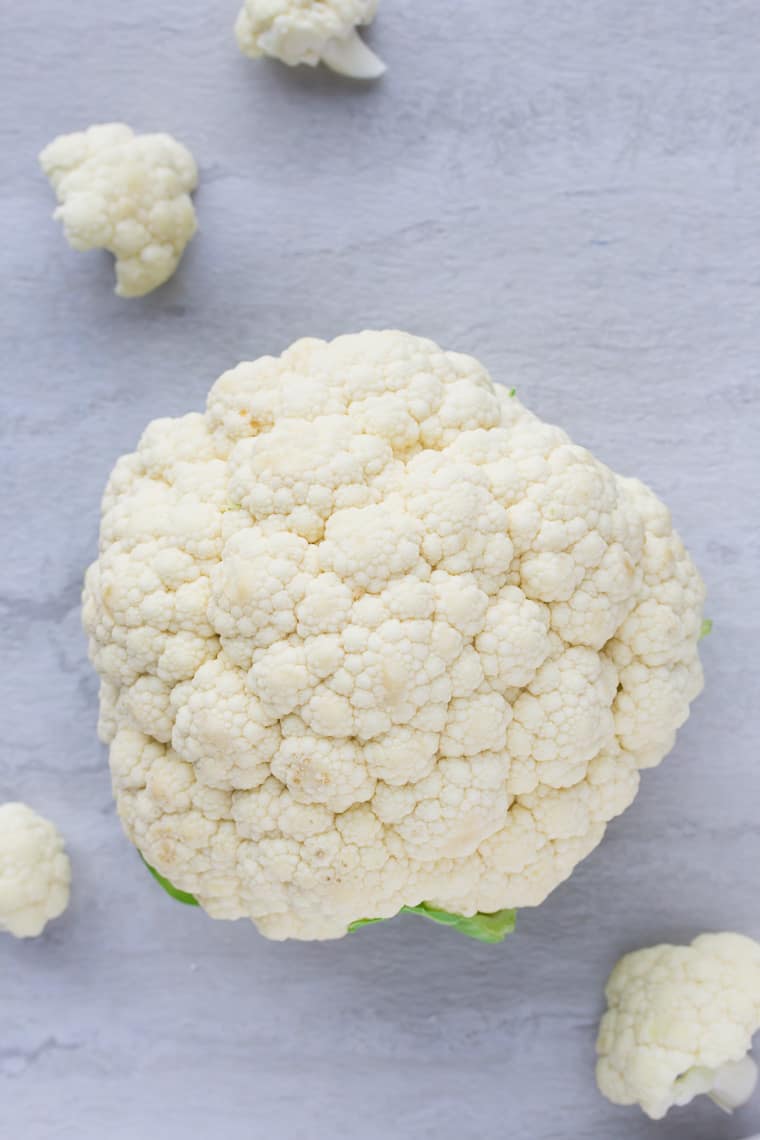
[[235, 0, 385, 79], [82, 330, 706, 941], [40, 123, 198, 298], [597, 933, 760, 1119], [0, 803, 71, 938]]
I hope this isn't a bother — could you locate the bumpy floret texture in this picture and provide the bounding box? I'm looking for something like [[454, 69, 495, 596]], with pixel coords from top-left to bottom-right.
[[40, 123, 198, 297], [235, 0, 379, 69], [83, 330, 705, 940], [0, 803, 71, 938], [597, 934, 760, 1119]]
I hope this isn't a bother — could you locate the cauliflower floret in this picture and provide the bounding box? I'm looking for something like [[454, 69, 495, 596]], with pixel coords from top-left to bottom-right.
[[597, 933, 760, 1119], [83, 330, 707, 941], [0, 804, 71, 938], [235, 0, 385, 79], [39, 123, 198, 297]]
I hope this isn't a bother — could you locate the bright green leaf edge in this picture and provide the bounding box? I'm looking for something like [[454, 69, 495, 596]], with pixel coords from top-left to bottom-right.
[[140, 853, 200, 906], [700, 618, 712, 640], [349, 903, 517, 943], [139, 851, 515, 942], [140, 852, 515, 940]]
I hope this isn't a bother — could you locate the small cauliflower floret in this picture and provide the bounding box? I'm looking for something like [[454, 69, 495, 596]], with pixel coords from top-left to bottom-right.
[[209, 528, 316, 665], [171, 657, 281, 789], [227, 416, 394, 541], [319, 499, 425, 592], [83, 330, 707, 941], [272, 734, 375, 811], [375, 753, 510, 859], [596, 933, 760, 1120], [235, 0, 385, 80], [39, 123, 198, 297], [0, 804, 71, 938], [476, 586, 551, 688], [506, 642, 617, 794], [406, 456, 514, 590]]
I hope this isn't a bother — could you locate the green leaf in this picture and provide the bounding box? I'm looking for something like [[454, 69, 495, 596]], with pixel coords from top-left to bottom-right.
[[508, 387, 517, 397], [349, 903, 517, 943], [699, 618, 713, 640], [347, 916, 387, 932], [139, 852, 516, 939], [140, 853, 200, 906]]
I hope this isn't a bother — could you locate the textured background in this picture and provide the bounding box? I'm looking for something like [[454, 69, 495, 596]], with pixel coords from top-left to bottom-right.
[[1, 1, 759, 1137]]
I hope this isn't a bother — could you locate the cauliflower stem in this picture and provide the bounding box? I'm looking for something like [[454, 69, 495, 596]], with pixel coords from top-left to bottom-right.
[[699, 1054, 758, 1113], [319, 28, 385, 79]]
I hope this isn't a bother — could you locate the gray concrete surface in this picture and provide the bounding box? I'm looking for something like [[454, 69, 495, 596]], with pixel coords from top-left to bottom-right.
[[1, 1, 759, 1137]]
